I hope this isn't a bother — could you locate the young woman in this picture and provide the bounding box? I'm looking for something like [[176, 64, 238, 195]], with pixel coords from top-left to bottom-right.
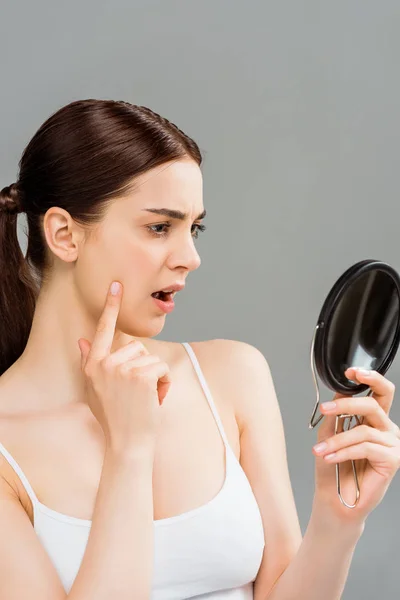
[[0, 99, 399, 600]]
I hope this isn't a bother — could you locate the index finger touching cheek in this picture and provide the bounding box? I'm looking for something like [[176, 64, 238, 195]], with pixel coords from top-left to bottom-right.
[[89, 281, 123, 361]]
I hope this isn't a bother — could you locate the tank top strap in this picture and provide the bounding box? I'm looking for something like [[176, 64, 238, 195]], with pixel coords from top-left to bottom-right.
[[181, 342, 230, 449], [0, 441, 40, 508]]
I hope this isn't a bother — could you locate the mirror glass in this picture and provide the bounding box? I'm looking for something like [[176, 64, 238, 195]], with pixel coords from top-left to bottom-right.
[[327, 269, 400, 389]]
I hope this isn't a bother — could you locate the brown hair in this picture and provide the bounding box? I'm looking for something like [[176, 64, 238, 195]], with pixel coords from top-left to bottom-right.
[[0, 99, 203, 376]]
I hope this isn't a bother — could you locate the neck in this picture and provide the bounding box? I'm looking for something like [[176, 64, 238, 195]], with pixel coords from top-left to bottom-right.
[[7, 279, 153, 411]]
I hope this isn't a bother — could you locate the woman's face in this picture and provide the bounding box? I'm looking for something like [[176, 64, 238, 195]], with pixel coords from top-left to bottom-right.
[[75, 158, 204, 338]]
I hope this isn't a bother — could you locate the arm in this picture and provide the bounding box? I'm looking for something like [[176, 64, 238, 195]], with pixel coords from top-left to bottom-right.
[[0, 446, 155, 600], [68, 446, 155, 600], [265, 501, 364, 600], [207, 339, 363, 600]]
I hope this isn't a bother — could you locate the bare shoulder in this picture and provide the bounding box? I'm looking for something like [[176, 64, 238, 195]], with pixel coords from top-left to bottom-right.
[[181, 337, 261, 365], [158, 337, 257, 428], [0, 414, 31, 518], [186, 338, 271, 432]]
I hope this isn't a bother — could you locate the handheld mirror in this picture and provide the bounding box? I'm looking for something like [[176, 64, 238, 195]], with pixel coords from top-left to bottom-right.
[[309, 259, 400, 508]]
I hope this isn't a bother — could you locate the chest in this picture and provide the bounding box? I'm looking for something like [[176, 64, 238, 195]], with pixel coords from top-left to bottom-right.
[[0, 361, 240, 525]]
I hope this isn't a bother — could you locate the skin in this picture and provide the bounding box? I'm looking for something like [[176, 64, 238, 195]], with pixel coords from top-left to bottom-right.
[[0, 157, 238, 526], [3, 158, 203, 413]]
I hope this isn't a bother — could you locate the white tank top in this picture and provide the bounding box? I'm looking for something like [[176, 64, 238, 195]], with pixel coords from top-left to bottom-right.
[[0, 342, 265, 599]]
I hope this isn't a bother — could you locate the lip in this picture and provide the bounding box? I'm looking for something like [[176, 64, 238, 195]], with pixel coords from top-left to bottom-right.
[[153, 282, 185, 294], [152, 295, 175, 313]]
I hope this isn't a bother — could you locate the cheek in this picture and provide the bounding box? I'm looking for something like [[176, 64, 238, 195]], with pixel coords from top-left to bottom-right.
[[121, 246, 161, 298], [78, 237, 160, 300]]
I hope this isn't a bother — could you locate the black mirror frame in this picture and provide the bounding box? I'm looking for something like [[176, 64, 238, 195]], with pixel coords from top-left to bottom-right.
[[314, 259, 400, 396]]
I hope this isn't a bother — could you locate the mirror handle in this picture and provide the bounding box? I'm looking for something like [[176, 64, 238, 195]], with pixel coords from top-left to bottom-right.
[[308, 324, 372, 508]]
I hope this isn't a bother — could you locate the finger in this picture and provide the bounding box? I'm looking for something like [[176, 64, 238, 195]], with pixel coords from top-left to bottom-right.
[[323, 441, 400, 469], [344, 367, 396, 413], [313, 424, 399, 458], [320, 396, 394, 431], [89, 281, 123, 361], [108, 339, 150, 365], [78, 338, 91, 371], [118, 354, 159, 374]]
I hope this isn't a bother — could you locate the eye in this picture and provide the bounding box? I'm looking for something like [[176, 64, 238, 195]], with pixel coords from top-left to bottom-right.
[[147, 223, 207, 239]]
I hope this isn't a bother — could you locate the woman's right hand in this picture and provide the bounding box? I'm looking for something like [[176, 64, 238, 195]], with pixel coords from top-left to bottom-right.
[[77, 281, 171, 454]]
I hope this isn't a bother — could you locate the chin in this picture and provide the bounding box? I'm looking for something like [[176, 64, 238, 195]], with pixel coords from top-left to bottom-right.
[[119, 317, 165, 339]]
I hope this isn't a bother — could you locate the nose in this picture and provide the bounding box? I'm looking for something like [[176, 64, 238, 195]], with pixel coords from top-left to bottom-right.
[[169, 236, 202, 273]]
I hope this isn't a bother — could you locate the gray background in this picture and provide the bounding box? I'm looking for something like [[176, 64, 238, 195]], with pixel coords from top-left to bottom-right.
[[1, 1, 399, 597]]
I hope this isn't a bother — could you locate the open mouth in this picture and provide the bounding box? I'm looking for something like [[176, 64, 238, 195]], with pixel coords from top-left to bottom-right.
[[151, 291, 174, 302]]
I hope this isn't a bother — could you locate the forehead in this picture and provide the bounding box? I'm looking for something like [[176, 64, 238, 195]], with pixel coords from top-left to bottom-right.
[[108, 159, 204, 222], [133, 159, 203, 203]]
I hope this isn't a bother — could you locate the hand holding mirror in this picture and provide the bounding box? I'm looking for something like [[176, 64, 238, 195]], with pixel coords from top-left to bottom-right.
[[309, 259, 400, 508]]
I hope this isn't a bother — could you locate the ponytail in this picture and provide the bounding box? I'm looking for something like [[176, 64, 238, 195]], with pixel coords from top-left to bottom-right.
[[0, 184, 38, 376]]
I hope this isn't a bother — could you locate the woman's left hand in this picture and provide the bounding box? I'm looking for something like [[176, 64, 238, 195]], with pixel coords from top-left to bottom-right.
[[313, 367, 400, 526]]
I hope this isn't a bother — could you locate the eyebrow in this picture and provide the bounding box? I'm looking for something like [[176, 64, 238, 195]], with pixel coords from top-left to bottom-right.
[[142, 208, 207, 221]]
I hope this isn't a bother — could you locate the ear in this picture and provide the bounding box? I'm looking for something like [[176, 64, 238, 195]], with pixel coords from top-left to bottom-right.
[[43, 207, 85, 264]]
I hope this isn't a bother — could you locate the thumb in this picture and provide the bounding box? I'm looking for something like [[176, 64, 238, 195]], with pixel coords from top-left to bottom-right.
[[78, 338, 91, 371]]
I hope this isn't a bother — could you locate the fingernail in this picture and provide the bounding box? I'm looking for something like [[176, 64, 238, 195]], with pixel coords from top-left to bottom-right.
[[321, 401, 336, 410], [111, 281, 121, 295], [313, 442, 328, 453]]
